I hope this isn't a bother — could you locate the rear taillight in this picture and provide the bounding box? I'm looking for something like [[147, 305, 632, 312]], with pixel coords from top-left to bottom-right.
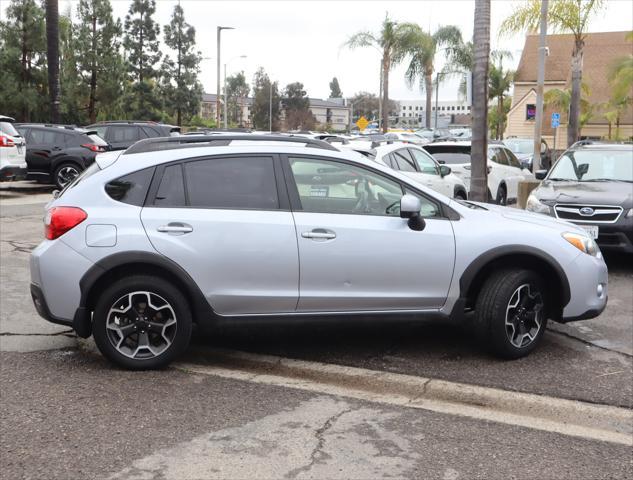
[[81, 143, 106, 153], [0, 135, 15, 147], [44, 207, 87, 240]]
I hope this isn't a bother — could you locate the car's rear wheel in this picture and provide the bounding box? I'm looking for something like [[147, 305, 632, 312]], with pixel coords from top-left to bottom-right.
[[496, 185, 507, 206], [454, 191, 467, 200], [475, 269, 548, 359], [92, 275, 192, 370], [53, 162, 81, 189]]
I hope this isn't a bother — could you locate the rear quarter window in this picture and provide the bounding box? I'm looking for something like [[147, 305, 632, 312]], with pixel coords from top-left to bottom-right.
[[105, 167, 155, 206]]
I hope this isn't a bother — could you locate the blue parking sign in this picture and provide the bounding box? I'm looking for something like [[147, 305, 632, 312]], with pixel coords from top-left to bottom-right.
[[551, 112, 560, 128]]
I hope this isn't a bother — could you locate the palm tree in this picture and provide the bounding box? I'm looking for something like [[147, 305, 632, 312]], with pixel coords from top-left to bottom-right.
[[544, 83, 592, 127], [45, 0, 60, 123], [345, 14, 419, 132], [404, 25, 464, 128], [605, 32, 633, 138], [488, 51, 514, 139], [470, 0, 491, 203], [500, 0, 606, 147]]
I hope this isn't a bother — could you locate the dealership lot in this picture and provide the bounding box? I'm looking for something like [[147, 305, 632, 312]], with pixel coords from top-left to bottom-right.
[[1, 185, 632, 479]]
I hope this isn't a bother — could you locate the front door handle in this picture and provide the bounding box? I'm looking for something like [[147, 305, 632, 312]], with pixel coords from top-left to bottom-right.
[[157, 222, 193, 234], [302, 229, 336, 240]]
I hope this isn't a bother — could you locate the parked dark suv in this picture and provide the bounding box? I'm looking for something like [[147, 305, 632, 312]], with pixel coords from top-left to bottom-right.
[[15, 124, 109, 189], [527, 144, 633, 253], [86, 121, 180, 151]]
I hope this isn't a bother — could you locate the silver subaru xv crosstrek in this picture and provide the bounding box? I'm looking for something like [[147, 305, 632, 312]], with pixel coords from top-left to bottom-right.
[[30, 135, 608, 369]]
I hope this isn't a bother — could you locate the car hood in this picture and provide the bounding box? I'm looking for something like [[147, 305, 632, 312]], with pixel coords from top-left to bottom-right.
[[462, 201, 583, 232], [533, 180, 633, 208]]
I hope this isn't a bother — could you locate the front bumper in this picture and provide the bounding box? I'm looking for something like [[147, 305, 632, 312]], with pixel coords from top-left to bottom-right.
[[0, 164, 27, 181], [595, 221, 633, 254], [560, 251, 608, 322]]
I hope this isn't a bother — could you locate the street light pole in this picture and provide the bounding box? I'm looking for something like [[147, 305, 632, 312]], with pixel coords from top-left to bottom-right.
[[434, 74, 440, 128], [216, 26, 234, 127], [269, 81, 273, 132], [533, 0, 549, 171]]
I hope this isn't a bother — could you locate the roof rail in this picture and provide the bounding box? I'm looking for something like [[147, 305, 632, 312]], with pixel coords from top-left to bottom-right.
[[124, 134, 340, 154], [14, 123, 80, 130]]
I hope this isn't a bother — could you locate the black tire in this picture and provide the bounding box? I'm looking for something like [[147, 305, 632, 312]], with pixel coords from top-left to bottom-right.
[[92, 275, 193, 370], [53, 162, 82, 189], [495, 184, 507, 206], [454, 191, 467, 200], [474, 269, 548, 359]]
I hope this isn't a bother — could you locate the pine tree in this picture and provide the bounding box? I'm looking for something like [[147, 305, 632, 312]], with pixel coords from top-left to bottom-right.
[[251, 68, 280, 131], [123, 0, 162, 120], [76, 0, 123, 123], [161, 3, 202, 125], [0, 0, 47, 121], [282, 82, 315, 130], [329, 77, 342, 98]]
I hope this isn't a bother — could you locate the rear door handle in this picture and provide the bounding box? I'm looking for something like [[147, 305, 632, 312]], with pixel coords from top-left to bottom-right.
[[302, 229, 336, 240], [157, 223, 193, 234]]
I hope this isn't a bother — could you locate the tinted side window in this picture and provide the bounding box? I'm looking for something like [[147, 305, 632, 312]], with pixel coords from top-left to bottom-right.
[[184, 157, 278, 209], [409, 148, 439, 175], [29, 129, 64, 145], [142, 126, 161, 138], [110, 126, 144, 143], [505, 149, 522, 168], [154, 164, 186, 207], [392, 149, 417, 172], [105, 167, 155, 206], [490, 148, 509, 165]]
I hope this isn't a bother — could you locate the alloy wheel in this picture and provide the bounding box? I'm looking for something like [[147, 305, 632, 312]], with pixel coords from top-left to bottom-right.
[[504, 283, 544, 348], [57, 165, 80, 188], [106, 291, 177, 359]]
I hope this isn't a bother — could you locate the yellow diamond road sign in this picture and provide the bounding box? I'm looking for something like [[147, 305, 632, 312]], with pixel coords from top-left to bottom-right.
[[355, 116, 369, 131]]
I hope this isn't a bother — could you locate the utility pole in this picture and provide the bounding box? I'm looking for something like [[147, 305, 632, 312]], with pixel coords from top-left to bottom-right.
[[533, 0, 549, 171], [223, 64, 228, 129], [434, 74, 440, 128], [216, 26, 234, 127], [378, 65, 382, 131]]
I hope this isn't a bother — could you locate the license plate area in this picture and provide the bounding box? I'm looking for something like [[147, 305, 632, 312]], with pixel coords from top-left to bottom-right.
[[580, 225, 599, 239]]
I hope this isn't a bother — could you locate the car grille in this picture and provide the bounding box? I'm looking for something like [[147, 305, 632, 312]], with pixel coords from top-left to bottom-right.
[[554, 204, 623, 223]]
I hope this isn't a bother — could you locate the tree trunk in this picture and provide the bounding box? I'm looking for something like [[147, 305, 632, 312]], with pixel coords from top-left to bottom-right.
[[470, 0, 490, 202], [46, 0, 61, 123], [567, 40, 583, 146], [425, 72, 433, 128], [381, 53, 390, 133], [21, 6, 29, 121], [497, 95, 504, 139], [88, 13, 97, 124]]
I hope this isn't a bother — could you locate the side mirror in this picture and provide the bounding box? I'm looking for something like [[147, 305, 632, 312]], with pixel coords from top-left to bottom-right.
[[439, 165, 451, 177], [400, 194, 426, 231], [535, 169, 547, 180]]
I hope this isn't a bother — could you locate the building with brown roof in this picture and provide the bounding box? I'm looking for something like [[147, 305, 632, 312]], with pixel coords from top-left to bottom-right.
[[505, 31, 633, 148]]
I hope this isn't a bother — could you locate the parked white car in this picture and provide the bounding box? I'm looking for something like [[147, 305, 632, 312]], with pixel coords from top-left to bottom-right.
[[0, 115, 27, 181], [384, 131, 429, 145], [339, 141, 468, 199], [423, 141, 535, 204]]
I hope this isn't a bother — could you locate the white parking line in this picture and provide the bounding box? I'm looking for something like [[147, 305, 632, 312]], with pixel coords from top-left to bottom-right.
[[176, 348, 633, 446]]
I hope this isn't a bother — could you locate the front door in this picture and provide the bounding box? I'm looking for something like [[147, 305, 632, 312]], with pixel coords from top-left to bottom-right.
[[284, 155, 456, 312], [141, 155, 299, 315]]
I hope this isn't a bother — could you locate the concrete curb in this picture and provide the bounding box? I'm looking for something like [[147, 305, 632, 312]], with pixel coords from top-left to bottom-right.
[[179, 348, 633, 446]]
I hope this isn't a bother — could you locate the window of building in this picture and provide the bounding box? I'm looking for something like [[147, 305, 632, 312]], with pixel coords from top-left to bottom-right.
[[526, 104, 536, 121]]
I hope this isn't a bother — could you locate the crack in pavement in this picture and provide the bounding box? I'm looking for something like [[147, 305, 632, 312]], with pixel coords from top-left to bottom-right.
[[548, 327, 633, 359], [0, 239, 38, 253], [284, 407, 353, 478], [0, 330, 75, 338]]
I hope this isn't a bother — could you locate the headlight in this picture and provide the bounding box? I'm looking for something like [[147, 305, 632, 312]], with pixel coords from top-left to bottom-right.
[[526, 193, 550, 214], [562, 232, 599, 256]]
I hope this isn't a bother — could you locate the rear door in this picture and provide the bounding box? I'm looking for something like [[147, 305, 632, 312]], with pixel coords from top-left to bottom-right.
[[24, 128, 64, 176], [140, 154, 299, 315], [283, 155, 455, 312]]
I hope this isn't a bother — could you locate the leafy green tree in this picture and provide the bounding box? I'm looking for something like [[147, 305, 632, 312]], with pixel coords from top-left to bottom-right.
[[544, 83, 593, 128], [346, 91, 398, 123], [605, 32, 633, 138], [404, 25, 464, 127], [161, 3, 202, 126], [58, 10, 85, 124], [471, 0, 491, 202], [282, 82, 314, 130], [76, 0, 123, 123], [124, 0, 162, 120], [251, 68, 281, 131], [500, 0, 606, 146], [329, 77, 342, 98], [0, 0, 47, 121], [224, 71, 250, 126], [345, 14, 419, 132], [489, 96, 512, 139], [488, 51, 514, 139]]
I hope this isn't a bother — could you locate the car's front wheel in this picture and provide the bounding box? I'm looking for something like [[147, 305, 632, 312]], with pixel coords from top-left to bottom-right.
[[92, 275, 192, 370], [475, 269, 548, 359], [495, 185, 507, 206]]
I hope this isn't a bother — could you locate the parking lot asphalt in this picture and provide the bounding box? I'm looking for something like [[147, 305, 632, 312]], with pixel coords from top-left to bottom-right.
[[1, 185, 632, 479]]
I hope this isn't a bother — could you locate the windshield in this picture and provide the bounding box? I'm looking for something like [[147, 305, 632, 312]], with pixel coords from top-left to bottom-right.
[[0, 121, 20, 137], [504, 139, 533, 155], [548, 150, 633, 182]]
